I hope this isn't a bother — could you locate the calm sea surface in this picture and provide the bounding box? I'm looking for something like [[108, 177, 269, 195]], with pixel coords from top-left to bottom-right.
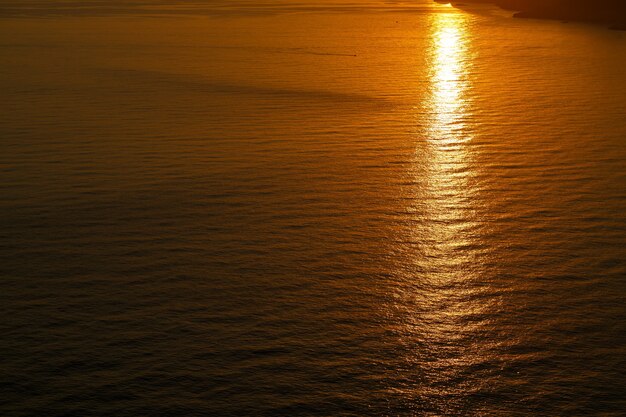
[[1, 1, 626, 415]]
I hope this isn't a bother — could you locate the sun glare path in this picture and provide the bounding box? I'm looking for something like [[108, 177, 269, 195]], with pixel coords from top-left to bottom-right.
[[398, 9, 492, 398]]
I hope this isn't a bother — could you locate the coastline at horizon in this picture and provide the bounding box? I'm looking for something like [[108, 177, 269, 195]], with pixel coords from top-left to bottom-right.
[[437, 0, 626, 30]]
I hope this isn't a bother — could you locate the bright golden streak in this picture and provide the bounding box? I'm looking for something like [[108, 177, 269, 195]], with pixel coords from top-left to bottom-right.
[[429, 11, 470, 146], [400, 10, 490, 376], [420, 9, 476, 267]]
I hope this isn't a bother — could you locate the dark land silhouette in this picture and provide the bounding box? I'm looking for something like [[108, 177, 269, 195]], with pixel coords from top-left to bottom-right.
[[439, 0, 626, 29]]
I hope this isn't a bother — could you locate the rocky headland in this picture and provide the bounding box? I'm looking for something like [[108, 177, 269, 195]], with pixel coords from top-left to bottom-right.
[[437, 0, 626, 30]]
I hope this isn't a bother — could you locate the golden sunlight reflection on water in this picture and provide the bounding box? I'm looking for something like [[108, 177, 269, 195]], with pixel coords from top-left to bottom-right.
[[399, 8, 495, 400], [421, 8, 479, 276]]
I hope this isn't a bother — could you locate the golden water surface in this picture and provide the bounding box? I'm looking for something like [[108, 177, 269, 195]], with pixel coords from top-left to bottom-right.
[[1, 1, 626, 415]]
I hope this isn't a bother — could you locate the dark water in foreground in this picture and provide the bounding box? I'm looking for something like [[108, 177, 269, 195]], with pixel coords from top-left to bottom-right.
[[1, 1, 626, 415]]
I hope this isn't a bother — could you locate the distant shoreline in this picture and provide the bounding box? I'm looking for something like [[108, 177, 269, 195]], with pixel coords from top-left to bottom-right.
[[436, 0, 626, 31]]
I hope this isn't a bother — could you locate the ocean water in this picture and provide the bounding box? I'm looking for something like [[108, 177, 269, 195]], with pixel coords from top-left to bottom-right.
[[1, 1, 626, 415]]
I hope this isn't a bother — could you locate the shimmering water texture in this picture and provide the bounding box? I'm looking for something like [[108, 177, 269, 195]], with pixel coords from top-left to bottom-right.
[[1, 1, 626, 416]]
